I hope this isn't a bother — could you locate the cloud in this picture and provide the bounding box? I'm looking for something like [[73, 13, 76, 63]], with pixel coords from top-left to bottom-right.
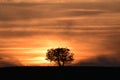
[[75, 53, 120, 66], [0, 59, 21, 67], [74, 31, 120, 66], [0, 5, 104, 21], [0, 1, 119, 66], [0, 2, 119, 22], [0, 52, 23, 67], [0, 0, 120, 3], [0, 30, 40, 38]]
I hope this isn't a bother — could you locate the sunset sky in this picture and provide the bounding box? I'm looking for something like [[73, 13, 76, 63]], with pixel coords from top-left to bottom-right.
[[0, 0, 120, 67], [0, 0, 120, 3]]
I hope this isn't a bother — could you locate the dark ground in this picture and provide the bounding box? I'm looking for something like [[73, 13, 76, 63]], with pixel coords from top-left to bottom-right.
[[0, 66, 120, 79]]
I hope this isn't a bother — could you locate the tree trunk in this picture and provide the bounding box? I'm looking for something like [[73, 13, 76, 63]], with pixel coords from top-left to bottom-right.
[[57, 57, 61, 67], [62, 61, 64, 66], [58, 61, 61, 67]]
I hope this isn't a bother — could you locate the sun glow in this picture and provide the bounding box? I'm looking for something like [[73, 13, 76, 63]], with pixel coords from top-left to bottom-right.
[[21, 39, 73, 66]]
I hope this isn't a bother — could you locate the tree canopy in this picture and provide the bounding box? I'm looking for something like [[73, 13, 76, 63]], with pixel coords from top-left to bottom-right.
[[46, 48, 74, 66]]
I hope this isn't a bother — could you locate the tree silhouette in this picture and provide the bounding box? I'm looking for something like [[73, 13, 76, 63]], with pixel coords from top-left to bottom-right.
[[46, 48, 74, 66]]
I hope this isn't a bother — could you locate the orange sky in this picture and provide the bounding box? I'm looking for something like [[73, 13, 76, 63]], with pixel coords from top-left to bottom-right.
[[0, 0, 119, 3], [0, 3, 120, 67]]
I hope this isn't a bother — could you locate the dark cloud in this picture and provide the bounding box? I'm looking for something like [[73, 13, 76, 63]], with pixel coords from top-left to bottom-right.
[[0, 31, 39, 38], [0, 2, 119, 39], [0, 9, 103, 21], [0, 3, 107, 21], [0, 29, 119, 38], [0, 0, 120, 3], [0, 52, 23, 67], [74, 31, 120, 66], [0, 59, 21, 67], [75, 53, 120, 66]]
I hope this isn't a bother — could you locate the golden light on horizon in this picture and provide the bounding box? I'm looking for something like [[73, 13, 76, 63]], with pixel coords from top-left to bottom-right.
[[22, 39, 74, 66]]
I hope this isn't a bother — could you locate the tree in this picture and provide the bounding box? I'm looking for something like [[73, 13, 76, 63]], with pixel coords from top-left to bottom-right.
[[46, 48, 74, 66]]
